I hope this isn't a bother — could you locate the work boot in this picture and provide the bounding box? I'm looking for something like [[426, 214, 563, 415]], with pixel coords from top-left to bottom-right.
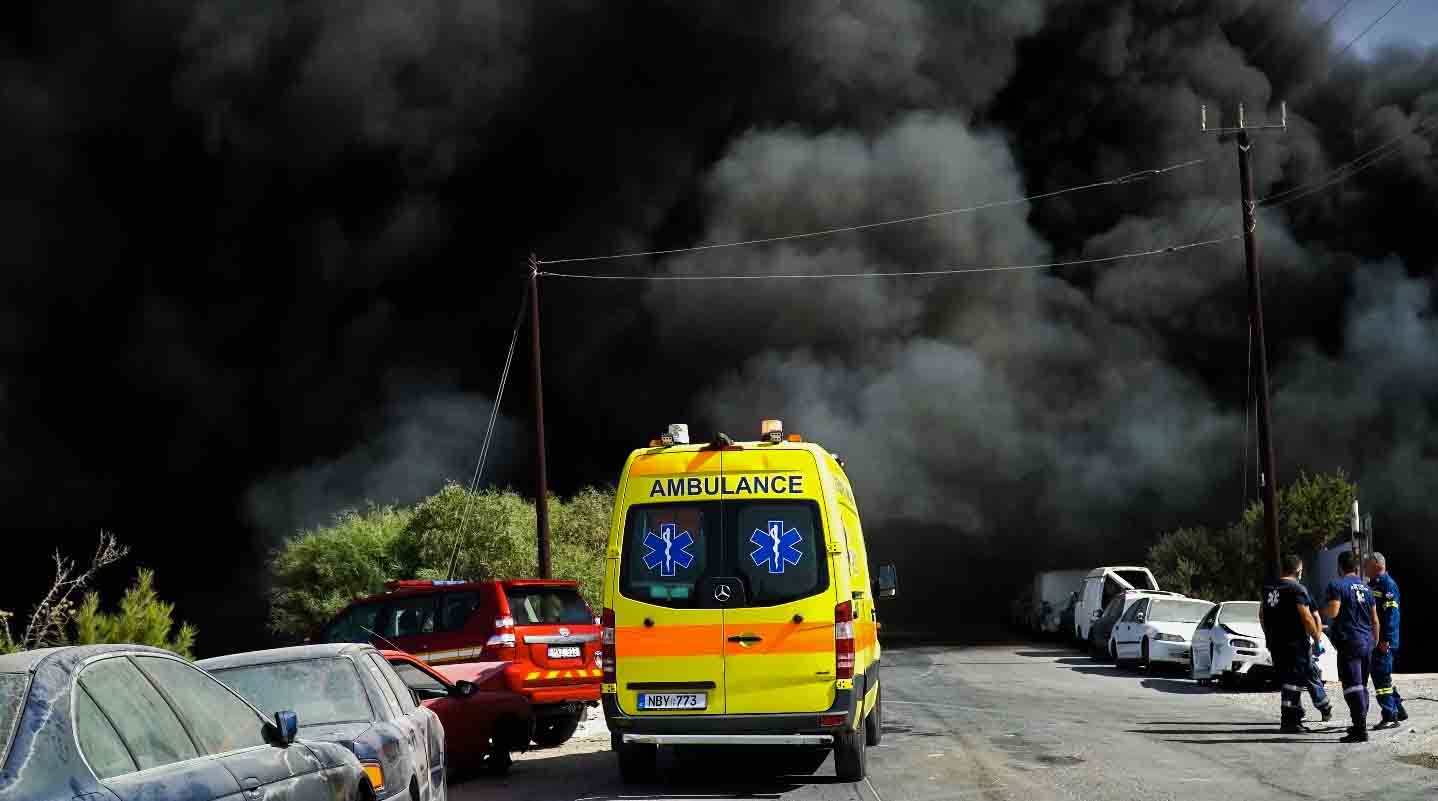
[[1397, 703, 1409, 722], [1279, 723, 1314, 734], [1319, 706, 1333, 723], [1373, 717, 1399, 731], [1340, 726, 1369, 743]]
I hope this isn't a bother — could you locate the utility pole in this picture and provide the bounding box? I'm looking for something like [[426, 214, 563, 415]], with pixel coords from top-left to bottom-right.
[[529, 254, 553, 579], [1203, 102, 1286, 582]]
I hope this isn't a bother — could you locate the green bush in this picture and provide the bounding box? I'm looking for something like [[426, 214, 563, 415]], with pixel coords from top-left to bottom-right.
[[1148, 470, 1356, 602], [71, 569, 197, 658], [267, 484, 614, 639]]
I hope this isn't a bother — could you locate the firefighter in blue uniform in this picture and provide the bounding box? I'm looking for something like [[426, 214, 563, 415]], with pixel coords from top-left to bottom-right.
[[1324, 549, 1379, 742], [1261, 554, 1325, 733], [1366, 552, 1408, 729]]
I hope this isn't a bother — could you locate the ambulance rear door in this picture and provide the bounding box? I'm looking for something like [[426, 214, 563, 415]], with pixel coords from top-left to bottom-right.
[[720, 448, 839, 715], [612, 453, 728, 716]]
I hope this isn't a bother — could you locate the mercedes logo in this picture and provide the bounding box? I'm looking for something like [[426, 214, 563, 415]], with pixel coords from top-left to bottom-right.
[[558, 627, 570, 637], [713, 584, 733, 603]]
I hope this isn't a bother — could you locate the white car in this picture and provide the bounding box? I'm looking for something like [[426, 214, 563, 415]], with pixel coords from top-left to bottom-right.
[[1191, 600, 1339, 685], [1110, 596, 1214, 669]]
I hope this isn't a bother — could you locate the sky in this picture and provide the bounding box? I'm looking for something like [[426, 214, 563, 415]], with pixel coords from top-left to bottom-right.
[[1, 0, 1435, 660], [1319, 0, 1438, 54]]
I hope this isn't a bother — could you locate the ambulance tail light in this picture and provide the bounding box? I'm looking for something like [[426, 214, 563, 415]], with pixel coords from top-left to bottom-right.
[[601, 608, 616, 683], [835, 601, 856, 680], [486, 616, 517, 661]]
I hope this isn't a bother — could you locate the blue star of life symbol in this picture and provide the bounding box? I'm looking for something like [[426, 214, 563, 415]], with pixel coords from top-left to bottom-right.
[[642, 522, 695, 577], [750, 519, 803, 574]]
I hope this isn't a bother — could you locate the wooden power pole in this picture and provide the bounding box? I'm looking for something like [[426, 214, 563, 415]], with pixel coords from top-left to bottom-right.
[[1203, 103, 1286, 582], [529, 254, 553, 579]]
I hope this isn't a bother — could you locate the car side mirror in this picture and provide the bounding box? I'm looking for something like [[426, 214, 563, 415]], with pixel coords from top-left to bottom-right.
[[450, 680, 477, 698], [875, 564, 898, 598], [266, 710, 299, 747]]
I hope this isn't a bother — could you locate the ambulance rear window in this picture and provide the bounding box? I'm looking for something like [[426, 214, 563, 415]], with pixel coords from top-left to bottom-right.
[[620, 503, 719, 609], [730, 500, 827, 607]]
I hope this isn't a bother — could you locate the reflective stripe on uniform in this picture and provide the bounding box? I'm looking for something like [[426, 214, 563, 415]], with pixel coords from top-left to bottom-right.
[[1343, 685, 1365, 695], [1282, 684, 1304, 692], [1376, 687, 1395, 695]]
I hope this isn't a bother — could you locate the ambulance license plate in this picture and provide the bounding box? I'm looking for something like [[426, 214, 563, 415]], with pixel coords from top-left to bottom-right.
[[637, 692, 706, 711], [547, 646, 582, 659]]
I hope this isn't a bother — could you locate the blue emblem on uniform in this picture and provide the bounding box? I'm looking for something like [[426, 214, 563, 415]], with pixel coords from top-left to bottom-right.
[[643, 522, 694, 577], [750, 520, 803, 574]]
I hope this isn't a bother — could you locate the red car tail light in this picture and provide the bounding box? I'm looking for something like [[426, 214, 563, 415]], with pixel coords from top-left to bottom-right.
[[486, 615, 517, 661]]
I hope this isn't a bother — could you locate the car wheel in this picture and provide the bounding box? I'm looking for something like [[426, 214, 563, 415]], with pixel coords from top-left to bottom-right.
[[1140, 639, 1151, 671], [533, 711, 583, 748], [484, 750, 513, 776], [864, 681, 883, 747], [614, 733, 657, 784], [833, 726, 867, 781]]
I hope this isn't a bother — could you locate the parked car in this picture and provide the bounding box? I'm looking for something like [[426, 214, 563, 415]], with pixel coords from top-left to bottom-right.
[[381, 650, 532, 777], [1031, 569, 1088, 635], [199, 644, 445, 801], [0, 644, 366, 801], [1190, 601, 1340, 685], [1110, 596, 1214, 670], [1074, 565, 1161, 643], [1088, 589, 1184, 658], [1059, 592, 1079, 644], [318, 578, 601, 747]]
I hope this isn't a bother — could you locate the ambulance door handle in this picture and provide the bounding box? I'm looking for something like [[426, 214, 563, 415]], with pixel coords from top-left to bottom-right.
[[727, 634, 763, 644]]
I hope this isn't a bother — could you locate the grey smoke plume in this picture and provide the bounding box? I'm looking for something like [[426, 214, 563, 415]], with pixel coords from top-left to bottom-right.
[[248, 383, 517, 537], [638, 0, 1438, 568]]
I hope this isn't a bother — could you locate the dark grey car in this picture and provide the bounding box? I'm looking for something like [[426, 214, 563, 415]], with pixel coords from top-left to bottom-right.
[[199, 644, 444, 801], [0, 644, 365, 801]]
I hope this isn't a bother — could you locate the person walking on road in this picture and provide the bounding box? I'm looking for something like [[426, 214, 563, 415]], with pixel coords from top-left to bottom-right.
[[1261, 554, 1326, 733], [1325, 550, 1380, 743], [1366, 552, 1408, 729]]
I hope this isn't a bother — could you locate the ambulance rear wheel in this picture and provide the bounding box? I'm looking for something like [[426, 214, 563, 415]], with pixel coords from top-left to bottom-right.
[[613, 734, 657, 784], [833, 727, 867, 781], [864, 683, 883, 747]]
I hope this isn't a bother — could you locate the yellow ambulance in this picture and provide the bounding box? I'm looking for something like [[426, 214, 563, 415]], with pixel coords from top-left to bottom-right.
[[600, 420, 896, 782]]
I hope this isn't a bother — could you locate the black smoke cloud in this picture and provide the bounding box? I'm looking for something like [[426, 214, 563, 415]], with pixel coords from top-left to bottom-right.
[[1, 0, 1435, 656]]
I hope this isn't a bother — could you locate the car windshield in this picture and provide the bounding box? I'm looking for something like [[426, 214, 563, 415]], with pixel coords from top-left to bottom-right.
[[1218, 602, 1261, 624], [1114, 570, 1157, 590], [213, 658, 373, 726], [0, 673, 27, 764], [1149, 600, 1214, 623], [506, 586, 594, 626]]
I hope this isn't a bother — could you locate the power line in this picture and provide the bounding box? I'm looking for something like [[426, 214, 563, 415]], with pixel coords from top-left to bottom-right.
[[1261, 115, 1436, 207], [1333, 0, 1404, 61], [536, 159, 1206, 265], [538, 234, 1239, 281], [444, 280, 529, 581]]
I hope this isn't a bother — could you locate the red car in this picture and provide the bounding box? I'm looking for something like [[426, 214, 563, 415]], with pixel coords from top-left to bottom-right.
[[382, 650, 532, 776], [321, 579, 602, 747]]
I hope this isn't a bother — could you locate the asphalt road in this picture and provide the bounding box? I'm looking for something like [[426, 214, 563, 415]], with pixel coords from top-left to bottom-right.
[[454, 643, 1438, 801]]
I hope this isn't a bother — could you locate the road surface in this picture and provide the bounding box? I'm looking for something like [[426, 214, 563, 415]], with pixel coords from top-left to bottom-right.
[[455, 643, 1438, 800]]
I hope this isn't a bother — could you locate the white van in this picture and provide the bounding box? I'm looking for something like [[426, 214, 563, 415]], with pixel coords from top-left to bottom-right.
[[1073, 566, 1159, 642]]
